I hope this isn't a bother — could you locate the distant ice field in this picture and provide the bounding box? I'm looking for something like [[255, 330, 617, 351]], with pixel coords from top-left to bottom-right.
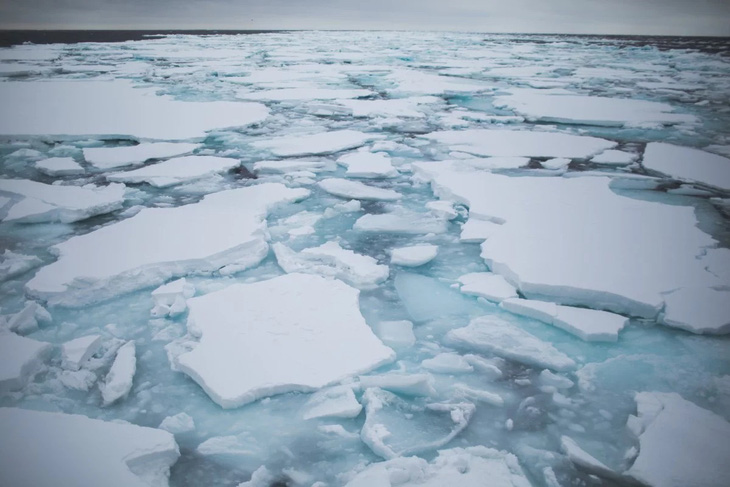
[[1, 31, 729, 487]]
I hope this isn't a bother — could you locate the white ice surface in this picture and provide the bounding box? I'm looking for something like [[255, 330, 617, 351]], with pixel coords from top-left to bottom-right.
[[414, 161, 719, 319], [0, 179, 125, 223], [660, 287, 730, 334], [5, 301, 50, 335], [35, 157, 85, 176], [501, 298, 629, 342], [422, 353, 474, 374], [458, 272, 518, 303], [0, 332, 51, 392], [459, 218, 502, 242], [446, 316, 576, 371], [61, 334, 102, 371], [101, 340, 136, 406], [318, 178, 401, 201], [251, 130, 382, 156], [0, 407, 179, 487], [626, 392, 730, 487], [159, 413, 195, 434], [27, 183, 309, 306], [301, 385, 362, 420], [590, 150, 638, 166], [107, 155, 239, 188], [0, 80, 269, 139], [643, 142, 730, 192], [346, 446, 529, 487], [336, 151, 398, 178], [390, 245, 439, 267], [494, 91, 697, 126], [253, 159, 333, 174], [338, 96, 439, 118], [151, 278, 196, 318], [0, 250, 41, 281], [541, 158, 571, 170], [423, 129, 616, 158], [83, 143, 199, 170], [354, 212, 448, 234], [175, 273, 394, 408], [238, 87, 372, 101]]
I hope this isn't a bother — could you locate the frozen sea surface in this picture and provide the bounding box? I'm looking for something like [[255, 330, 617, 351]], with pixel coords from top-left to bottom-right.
[[1, 31, 730, 487]]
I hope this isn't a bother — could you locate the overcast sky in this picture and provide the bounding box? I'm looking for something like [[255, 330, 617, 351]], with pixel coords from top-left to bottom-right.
[[1, 0, 729, 36]]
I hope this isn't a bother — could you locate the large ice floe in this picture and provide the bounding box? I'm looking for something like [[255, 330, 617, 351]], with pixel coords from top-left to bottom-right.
[[0, 408, 179, 487], [27, 183, 309, 305], [174, 273, 394, 408], [83, 143, 199, 170], [106, 155, 240, 187], [643, 142, 730, 192]]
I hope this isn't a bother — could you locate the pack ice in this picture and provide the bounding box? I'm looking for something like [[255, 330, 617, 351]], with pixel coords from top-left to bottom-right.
[[174, 273, 394, 408], [26, 183, 309, 305]]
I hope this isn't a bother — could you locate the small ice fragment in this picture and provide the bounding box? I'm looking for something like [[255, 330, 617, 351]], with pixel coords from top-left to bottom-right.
[[425, 200, 458, 220], [358, 373, 436, 397], [151, 278, 196, 318], [337, 151, 398, 178], [390, 245, 438, 267], [101, 341, 136, 406], [458, 272, 518, 302], [83, 142, 199, 170], [61, 335, 102, 371], [590, 150, 638, 165], [6, 301, 51, 335], [318, 178, 401, 201], [354, 212, 448, 234], [159, 412, 195, 434], [0, 332, 52, 392], [561, 436, 617, 478], [453, 383, 504, 406], [422, 353, 474, 374], [35, 157, 85, 176], [541, 158, 571, 170], [301, 385, 362, 420]]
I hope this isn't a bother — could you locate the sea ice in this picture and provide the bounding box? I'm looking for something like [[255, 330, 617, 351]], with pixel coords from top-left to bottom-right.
[[501, 298, 629, 342], [643, 142, 730, 192], [0, 332, 52, 392], [159, 412, 196, 434], [151, 278, 196, 318], [0, 407, 179, 487], [273, 241, 389, 290], [660, 287, 730, 334], [390, 245, 439, 267], [344, 446, 530, 487], [590, 150, 638, 166], [0, 179, 125, 223], [625, 392, 730, 487], [541, 158, 571, 170], [458, 272, 518, 303], [446, 316, 576, 371], [0, 80, 269, 139], [83, 143, 199, 170], [459, 218, 502, 242], [0, 250, 41, 281], [422, 353, 474, 374], [101, 340, 136, 406], [251, 130, 382, 156], [301, 385, 362, 420], [61, 334, 102, 371], [5, 301, 51, 335], [394, 273, 481, 323], [372, 320, 416, 349], [238, 87, 372, 101], [336, 151, 398, 178], [318, 178, 401, 201], [338, 96, 440, 118], [358, 373, 436, 397], [423, 129, 616, 158], [175, 273, 394, 408], [107, 155, 240, 188], [27, 183, 308, 306], [353, 212, 448, 234], [560, 436, 617, 479], [253, 159, 333, 174], [35, 157, 85, 176]]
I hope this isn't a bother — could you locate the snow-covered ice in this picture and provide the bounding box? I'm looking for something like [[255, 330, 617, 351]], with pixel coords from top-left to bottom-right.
[[175, 273, 394, 408], [643, 142, 730, 192], [318, 178, 401, 201], [61, 334, 102, 371], [0, 332, 51, 392], [0, 250, 41, 281], [35, 157, 85, 176], [660, 287, 730, 334], [83, 143, 199, 170], [251, 130, 382, 156], [159, 412, 196, 434], [458, 272, 518, 303], [590, 149, 638, 165], [107, 155, 240, 187], [151, 278, 196, 318], [301, 385, 362, 420], [354, 211, 448, 234], [390, 245, 439, 267], [336, 151, 398, 178], [0, 407, 179, 487], [101, 340, 136, 406]]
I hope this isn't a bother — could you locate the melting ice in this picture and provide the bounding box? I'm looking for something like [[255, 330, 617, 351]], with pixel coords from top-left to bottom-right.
[[1, 31, 730, 487]]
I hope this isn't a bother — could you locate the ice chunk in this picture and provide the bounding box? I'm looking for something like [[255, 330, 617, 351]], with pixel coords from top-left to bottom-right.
[[175, 273, 394, 408], [61, 334, 102, 371], [660, 287, 730, 334], [372, 320, 416, 349], [0, 332, 52, 392], [273, 241, 389, 290], [0, 407, 179, 487], [501, 298, 628, 342], [643, 142, 730, 192], [238, 87, 372, 101], [541, 158, 571, 170], [336, 151, 398, 178], [344, 446, 530, 487], [422, 353, 474, 374], [318, 178, 401, 201], [458, 272, 518, 303], [452, 383, 504, 406], [0, 250, 41, 281], [101, 340, 136, 406], [446, 316, 576, 371], [27, 183, 308, 306], [59, 369, 98, 391], [626, 392, 730, 487], [301, 385, 362, 420], [560, 436, 617, 479], [151, 278, 196, 318], [251, 130, 382, 157], [83, 143, 199, 170], [425, 200, 458, 220], [238, 466, 276, 487], [354, 212, 448, 234], [414, 162, 719, 318], [253, 159, 332, 174], [159, 412, 195, 434], [0, 179, 125, 223], [35, 157, 85, 176], [460, 218, 502, 242], [360, 387, 475, 459], [0, 80, 268, 139], [423, 129, 616, 158], [5, 301, 51, 335], [107, 156, 239, 188], [390, 245, 438, 267], [338, 96, 439, 118], [494, 91, 697, 126], [358, 373, 436, 397], [590, 150, 638, 166], [395, 273, 481, 323]]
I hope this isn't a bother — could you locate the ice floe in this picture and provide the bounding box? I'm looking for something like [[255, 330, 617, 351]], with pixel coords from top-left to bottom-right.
[[336, 151, 398, 178], [0, 332, 51, 392], [358, 373, 436, 397], [318, 178, 401, 201], [643, 142, 730, 192], [0, 407, 179, 487], [101, 340, 136, 406], [4, 301, 51, 335], [0, 250, 41, 281], [625, 392, 730, 487], [61, 334, 102, 371], [354, 211, 448, 234], [151, 278, 196, 318], [273, 241, 389, 290], [83, 143, 199, 170], [338, 96, 440, 118], [175, 273, 394, 408], [251, 130, 382, 156], [0, 179, 125, 223], [458, 272, 518, 303], [0, 80, 269, 139], [422, 353, 474, 374], [253, 159, 334, 174], [27, 183, 308, 306], [35, 157, 85, 176], [301, 385, 362, 420], [590, 149, 638, 166], [238, 87, 372, 101], [660, 287, 730, 334], [446, 316, 576, 371], [159, 412, 196, 434], [390, 244, 439, 267], [107, 155, 239, 188]]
